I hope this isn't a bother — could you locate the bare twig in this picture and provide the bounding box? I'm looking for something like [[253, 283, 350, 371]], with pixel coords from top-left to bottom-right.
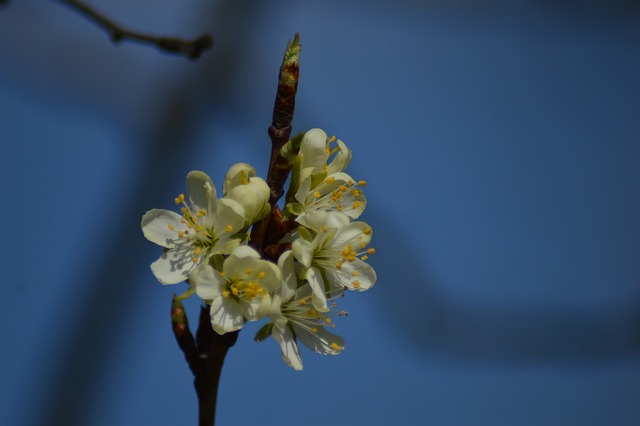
[[172, 299, 238, 426], [55, 0, 213, 59], [250, 33, 301, 252]]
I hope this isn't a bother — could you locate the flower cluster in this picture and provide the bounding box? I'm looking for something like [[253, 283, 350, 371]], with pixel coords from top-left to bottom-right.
[[142, 129, 376, 370]]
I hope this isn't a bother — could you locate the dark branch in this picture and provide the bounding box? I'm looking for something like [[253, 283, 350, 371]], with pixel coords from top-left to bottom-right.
[[56, 0, 213, 59], [172, 299, 238, 426], [250, 33, 301, 252]]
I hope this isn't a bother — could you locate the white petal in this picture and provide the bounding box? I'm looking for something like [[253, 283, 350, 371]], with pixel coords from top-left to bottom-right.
[[300, 128, 329, 172], [335, 259, 376, 291], [331, 221, 372, 248], [295, 324, 344, 356], [229, 245, 261, 260], [210, 297, 245, 334], [190, 264, 224, 300], [141, 209, 186, 248], [214, 198, 246, 235], [306, 267, 328, 311], [223, 163, 256, 194], [278, 251, 297, 301], [297, 211, 350, 232], [273, 325, 303, 370], [149, 246, 195, 285], [186, 171, 217, 214], [292, 239, 313, 268], [326, 139, 352, 175]]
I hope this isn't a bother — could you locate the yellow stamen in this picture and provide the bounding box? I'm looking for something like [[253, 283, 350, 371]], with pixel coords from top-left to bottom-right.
[[353, 281, 361, 289], [313, 191, 321, 198], [358, 180, 367, 186], [330, 342, 340, 351], [174, 193, 185, 204], [326, 176, 335, 184], [167, 224, 175, 231], [225, 225, 233, 232], [367, 248, 376, 254], [257, 271, 265, 279]]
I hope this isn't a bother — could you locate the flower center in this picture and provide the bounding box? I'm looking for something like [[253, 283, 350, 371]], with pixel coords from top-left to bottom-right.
[[168, 193, 219, 264]]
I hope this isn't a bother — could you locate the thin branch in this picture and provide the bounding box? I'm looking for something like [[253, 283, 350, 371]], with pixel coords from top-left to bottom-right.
[[56, 0, 213, 59], [250, 33, 301, 252], [172, 299, 238, 426]]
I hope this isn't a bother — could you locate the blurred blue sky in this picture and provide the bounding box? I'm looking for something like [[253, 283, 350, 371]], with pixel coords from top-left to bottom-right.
[[1, 1, 640, 425]]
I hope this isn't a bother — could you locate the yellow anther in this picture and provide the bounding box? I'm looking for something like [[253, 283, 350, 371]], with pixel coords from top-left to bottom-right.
[[353, 281, 361, 289], [299, 299, 307, 306], [364, 227, 372, 235], [352, 271, 360, 277], [335, 261, 342, 270], [322, 226, 328, 233], [192, 257, 198, 264], [328, 135, 337, 143], [193, 247, 202, 255], [195, 225, 203, 232], [358, 180, 367, 186], [257, 287, 265, 296], [312, 327, 319, 333], [231, 287, 239, 296], [326, 176, 335, 184], [339, 185, 347, 192], [367, 248, 376, 254], [313, 191, 321, 199], [351, 189, 361, 197], [222, 290, 230, 298], [244, 268, 253, 275], [352, 201, 362, 209], [257, 271, 265, 279], [323, 165, 328, 171], [360, 242, 367, 249], [361, 255, 369, 261], [180, 207, 188, 216], [218, 271, 225, 277], [225, 225, 233, 232], [178, 232, 185, 238], [330, 342, 340, 351], [337, 205, 343, 212], [196, 209, 207, 217], [167, 224, 175, 231], [324, 318, 332, 324], [174, 194, 185, 205]]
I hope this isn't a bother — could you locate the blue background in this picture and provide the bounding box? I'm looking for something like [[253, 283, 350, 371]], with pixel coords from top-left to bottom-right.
[[1, 1, 640, 425]]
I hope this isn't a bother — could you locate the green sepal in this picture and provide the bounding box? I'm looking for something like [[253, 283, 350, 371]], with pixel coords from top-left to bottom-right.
[[174, 286, 195, 301], [310, 170, 328, 189], [286, 202, 304, 216], [211, 254, 225, 271], [254, 322, 274, 342], [298, 226, 313, 242]]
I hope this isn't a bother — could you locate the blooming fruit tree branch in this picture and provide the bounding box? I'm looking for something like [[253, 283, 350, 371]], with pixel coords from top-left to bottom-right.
[[141, 34, 377, 425]]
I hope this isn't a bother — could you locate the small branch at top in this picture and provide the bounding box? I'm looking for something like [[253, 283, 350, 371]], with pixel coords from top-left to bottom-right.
[[250, 33, 301, 253], [55, 0, 213, 59]]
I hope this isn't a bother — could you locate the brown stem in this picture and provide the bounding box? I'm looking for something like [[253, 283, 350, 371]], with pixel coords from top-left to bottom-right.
[[55, 0, 213, 59], [172, 299, 238, 426], [250, 33, 301, 252]]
